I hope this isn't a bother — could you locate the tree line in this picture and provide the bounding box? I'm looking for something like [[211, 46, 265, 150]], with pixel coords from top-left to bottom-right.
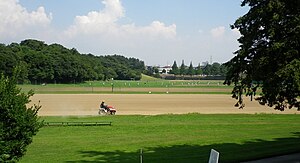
[[0, 39, 145, 84], [145, 60, 228, 78], [169, 60, 227, 76]]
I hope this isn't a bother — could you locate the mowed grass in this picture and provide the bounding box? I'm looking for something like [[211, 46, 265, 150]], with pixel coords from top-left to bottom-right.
[[20, 114, 300, 163], [19, 79, 233, 94]]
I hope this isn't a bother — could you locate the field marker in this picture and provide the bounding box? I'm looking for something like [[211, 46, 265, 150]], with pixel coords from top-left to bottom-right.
[[208, 149, 219, 163]]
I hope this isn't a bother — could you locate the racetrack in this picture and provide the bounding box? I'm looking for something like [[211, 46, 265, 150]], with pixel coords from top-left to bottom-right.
[[29, 94, 299, 116]]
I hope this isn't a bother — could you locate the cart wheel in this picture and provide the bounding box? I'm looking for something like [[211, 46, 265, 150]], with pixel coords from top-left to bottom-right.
[[99, 110, 106, 115]]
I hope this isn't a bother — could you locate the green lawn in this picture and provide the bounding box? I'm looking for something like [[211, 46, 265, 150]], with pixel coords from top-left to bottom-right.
[[18, 79, 234, 94], [20, 80, 227, 88], [20, 114, 300, 163], [140, 74, 162, 81]]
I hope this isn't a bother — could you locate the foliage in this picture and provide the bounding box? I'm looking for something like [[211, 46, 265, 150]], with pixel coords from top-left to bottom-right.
[[195, 63, 203, 75], [0, 68, 42, 162], [0, 44, 19, 77], [179, 60, 186, 75], [144, 66, 161, 78], [225, 0, 300, 110], [202, 62, 224, 76], [187, 62, 195, 76], [99, 55, 144, 80], [0, 39, 145, 83], [170, 61, 179, 75]]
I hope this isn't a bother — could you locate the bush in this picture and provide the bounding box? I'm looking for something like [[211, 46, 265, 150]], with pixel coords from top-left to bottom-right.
[[0, 68, 42, 162]]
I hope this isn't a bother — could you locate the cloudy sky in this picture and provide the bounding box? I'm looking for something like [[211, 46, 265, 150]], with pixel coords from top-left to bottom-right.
[[0, 0, 248, 65]]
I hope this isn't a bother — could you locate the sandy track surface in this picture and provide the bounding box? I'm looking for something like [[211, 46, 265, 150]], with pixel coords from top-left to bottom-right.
[[29, 94, 299, 116]]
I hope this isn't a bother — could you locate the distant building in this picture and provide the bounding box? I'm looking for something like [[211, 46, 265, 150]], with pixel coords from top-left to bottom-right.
[[158, 65, 172, 74]]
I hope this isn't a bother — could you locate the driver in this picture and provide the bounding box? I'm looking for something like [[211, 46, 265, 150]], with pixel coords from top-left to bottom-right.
[[100, 101, 110, 112]]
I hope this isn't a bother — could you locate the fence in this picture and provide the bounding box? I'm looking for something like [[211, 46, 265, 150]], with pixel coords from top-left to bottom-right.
[[44, 121, 112, 126]]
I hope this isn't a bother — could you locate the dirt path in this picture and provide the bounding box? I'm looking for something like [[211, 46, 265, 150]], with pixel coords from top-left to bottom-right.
[[29, 94, 299, 116]]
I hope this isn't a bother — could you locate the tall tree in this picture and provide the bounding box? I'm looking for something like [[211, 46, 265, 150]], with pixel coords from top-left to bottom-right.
[[170, 61, 179, 75], [225, 0, 300, 110], [0, 44, 18, 77], [219, 63, 228, 76], [195, 63, 203, 75], [0, 68, 42, 162], [179, 60, 186, 75], [211, 62, 221, 75], [187, 62, 195, 76], [202, 64, 212, 76]]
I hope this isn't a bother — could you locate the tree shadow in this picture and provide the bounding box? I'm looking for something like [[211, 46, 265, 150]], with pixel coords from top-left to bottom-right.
[[65, 132, 300, 163]]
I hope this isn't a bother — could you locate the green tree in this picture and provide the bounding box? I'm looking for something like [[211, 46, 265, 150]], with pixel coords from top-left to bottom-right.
[[1, 40, 145, 82], [219, 63, 228, 76], [0, 44, 18, 77], [0, 68, 42, 162], [170, 61, 179, 75], [20, 39, 46, 51], [195, 63, 203, 75], [211, 62, 221, 75], [179, 60, 186, 75], [202, 64, 211, 76], [103, 67, 117, 80], [187, 62, 195, 76], [153, 67, 159, 74], [225, 0, 300, 110]]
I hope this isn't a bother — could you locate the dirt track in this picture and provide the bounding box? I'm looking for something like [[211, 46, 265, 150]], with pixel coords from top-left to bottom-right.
[[29, 94, 299, 116]]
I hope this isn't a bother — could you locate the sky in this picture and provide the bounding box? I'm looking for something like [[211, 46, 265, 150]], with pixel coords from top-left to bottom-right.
[[0, 0, 249, 66]]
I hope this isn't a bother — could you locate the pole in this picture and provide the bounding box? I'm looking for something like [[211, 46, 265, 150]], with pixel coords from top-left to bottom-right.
[[140, 148, 143, 163]]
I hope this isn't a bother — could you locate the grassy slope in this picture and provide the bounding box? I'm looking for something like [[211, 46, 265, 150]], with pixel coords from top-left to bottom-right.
[[20, 114, 300, 163], [141, 74, 161, 81]]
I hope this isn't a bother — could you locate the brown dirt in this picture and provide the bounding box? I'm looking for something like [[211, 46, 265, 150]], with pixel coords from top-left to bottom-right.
[[29, 94, 299, 116]]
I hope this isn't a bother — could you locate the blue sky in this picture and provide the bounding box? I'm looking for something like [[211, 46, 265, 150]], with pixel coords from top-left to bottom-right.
[[1, 0, 249, 65]]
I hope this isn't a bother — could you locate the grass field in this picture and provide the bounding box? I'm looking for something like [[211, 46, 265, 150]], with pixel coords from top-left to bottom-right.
[[17, 78, 298, 162], [20, 114, 300, 163], [19, 79, 234, 94]]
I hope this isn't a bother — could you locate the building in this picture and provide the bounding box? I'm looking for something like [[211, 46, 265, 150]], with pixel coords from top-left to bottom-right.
[[157, 65, 172, 74]]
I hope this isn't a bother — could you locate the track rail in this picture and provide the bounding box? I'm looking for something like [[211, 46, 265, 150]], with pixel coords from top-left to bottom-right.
[[44, 122, 112, 126]]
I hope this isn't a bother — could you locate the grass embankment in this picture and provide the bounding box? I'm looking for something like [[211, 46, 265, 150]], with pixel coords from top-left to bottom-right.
[[20, 114, 300, 163], [141, 74, 162, 81]]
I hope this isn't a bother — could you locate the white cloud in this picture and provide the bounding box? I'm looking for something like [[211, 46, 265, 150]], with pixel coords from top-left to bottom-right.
[[0, 0, 52, 39], [66, 0, 124, 36], [120, 21, 176, 39], [65, 0, 176, 40], [62, 0, 177, 65], [210, 26, 225, 38]]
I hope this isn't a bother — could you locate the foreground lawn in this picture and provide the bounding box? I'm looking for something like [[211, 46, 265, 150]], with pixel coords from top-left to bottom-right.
[[20, 114, 300, 163]]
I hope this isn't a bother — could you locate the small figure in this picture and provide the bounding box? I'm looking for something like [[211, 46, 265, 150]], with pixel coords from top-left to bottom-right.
[[100, 101, 110, 112]]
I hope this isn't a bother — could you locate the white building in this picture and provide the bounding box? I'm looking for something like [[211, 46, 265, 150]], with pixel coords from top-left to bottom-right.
[[158, 65, 172, 74]]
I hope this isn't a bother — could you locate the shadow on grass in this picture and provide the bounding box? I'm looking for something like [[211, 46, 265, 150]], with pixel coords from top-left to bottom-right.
[[65, 132, 300, 163]]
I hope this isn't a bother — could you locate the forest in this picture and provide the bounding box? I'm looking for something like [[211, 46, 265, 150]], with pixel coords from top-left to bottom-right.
[[0, 39, 145, 84]]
